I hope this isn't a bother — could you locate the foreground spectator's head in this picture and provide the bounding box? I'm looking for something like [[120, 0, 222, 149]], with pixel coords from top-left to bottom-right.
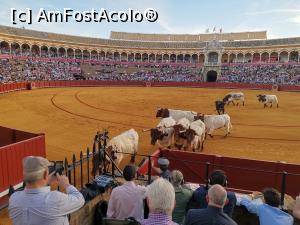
[[23, 156, 50, 185], [158, 157, 170, 172], [262, 188, 280, 207], [123, 164, 137, 181], [146, 178, 175, 215], [207, 184, 227, 208], [170, 170, 183, 187], [209, 170, 228, 187]]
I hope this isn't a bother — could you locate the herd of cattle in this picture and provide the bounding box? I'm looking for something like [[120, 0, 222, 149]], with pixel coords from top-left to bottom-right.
[[104, 92, 280, 166], [215, 92, 279, 114]]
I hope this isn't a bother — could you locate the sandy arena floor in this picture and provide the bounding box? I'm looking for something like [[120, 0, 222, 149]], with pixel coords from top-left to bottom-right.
[[0, 86, 299, 164], [1, 86, 300, 224]]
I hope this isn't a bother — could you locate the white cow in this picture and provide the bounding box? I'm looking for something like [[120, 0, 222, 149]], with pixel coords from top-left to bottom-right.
[[185, 119, 206, 152], [257, 94, 279, 108], [223, 92, 245, 106], [106, 129, 139, 166], [198, 114, 232, 137], [176, 117, 191, 130], [156, 108, 198, 122], [150, 117, 176, 149], [156, 116, 176, 128]]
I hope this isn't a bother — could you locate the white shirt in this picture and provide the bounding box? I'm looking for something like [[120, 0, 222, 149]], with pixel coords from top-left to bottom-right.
[[107, 181, 146, 221]]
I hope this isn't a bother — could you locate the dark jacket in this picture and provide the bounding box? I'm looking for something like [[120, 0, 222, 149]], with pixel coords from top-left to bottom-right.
[[185, 206, 237, 225], [192, 185, 236, 217]]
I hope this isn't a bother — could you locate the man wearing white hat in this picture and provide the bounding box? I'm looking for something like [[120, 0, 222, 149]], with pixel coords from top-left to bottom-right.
[[9, 156, 84, 225]]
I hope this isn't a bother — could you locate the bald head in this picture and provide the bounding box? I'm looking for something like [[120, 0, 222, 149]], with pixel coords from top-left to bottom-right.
[[208, 184, 227, 208]]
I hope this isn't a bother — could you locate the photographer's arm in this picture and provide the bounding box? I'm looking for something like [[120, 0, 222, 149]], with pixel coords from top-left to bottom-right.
[[53, 174, 85, 214]]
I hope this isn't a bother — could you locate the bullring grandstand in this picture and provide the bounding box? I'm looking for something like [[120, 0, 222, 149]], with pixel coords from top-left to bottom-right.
[[0, 8, 300, 225], [0, 25, 299, 83]]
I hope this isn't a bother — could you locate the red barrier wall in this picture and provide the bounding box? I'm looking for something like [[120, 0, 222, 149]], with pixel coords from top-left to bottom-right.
[[150, 81, 273, 90], [0, 82, 27, 94], [3, 80, 300, 92], [278, 85, 300, 92], [15, 80, 275, 91], [138, 149, 300, 197], [0, 127, 45, 193]]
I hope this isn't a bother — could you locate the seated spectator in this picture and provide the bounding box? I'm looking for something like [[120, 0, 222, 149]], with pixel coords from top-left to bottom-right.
[[192, 170, 236, 217], [142, 178, 178, 225], [240, 187, 293, 225], [107, 164, 146, 221], [170, 170, 193, 224], [293, 195, 300, 219], [9, 156, 84, 225], [185, 184, 237, 225], [151, 157, 171, 180]]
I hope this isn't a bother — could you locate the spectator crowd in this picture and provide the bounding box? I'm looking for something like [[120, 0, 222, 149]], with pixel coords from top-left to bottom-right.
[[0, 59, 81, 83], [9, 155, 299, 225], [1, 58, 300, 85], [219, 64, 300, 85], [89, 63, 202, 82]]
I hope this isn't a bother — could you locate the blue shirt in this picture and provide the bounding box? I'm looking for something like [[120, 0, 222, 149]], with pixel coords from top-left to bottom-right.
[[9, 185, 85, 225], [240, 198, 293, 225], [192, 185, 236, 217]]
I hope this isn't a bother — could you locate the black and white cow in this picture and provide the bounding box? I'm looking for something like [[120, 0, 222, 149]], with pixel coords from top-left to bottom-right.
[[150, 117, 176, 149], [156, 108, 198, 122], [223, 92, 245, 106], [257, 94, 279, 108]]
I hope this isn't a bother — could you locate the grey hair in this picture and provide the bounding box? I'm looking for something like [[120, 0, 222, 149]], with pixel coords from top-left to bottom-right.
[[170, 170, 183, 187], [24, 169, 46, 183], [146, 178, 175, 214], [208, 184, 227, 206]]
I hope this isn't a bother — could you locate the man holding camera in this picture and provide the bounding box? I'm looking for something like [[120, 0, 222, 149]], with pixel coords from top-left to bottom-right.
[[9, 156, 85, 225]]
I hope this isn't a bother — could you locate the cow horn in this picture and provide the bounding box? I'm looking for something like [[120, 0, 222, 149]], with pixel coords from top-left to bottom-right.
[[179, 130, 186, 133], [142, 128, 151, 132]]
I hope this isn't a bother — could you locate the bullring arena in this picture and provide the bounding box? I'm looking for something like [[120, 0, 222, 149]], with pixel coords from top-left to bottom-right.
[[1, 23, 300, 225], [0, 86, 300, 164]]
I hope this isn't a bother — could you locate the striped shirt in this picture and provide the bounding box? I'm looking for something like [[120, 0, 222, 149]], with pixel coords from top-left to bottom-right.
[[142, 212, 178, 225]]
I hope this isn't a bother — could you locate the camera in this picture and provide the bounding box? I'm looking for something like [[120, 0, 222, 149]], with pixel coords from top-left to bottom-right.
[[48, 161, 64, 175]]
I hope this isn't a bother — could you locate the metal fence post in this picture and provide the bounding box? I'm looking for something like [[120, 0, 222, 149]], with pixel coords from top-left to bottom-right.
[[111, 151, 115, 177], [205, 162, 210, 189], [64, 157, 68, 176], [148, 155, 152, 184], [280, 171, 287, 207], [103, 138, 107, 174], [80, 151, 83, 189], [72, 154, 76, 187], [100, 147, 104, 175], [93, 141, 96, 153], [87, 147, 90, 183], [93, 147, 96, 178], [103, 138, 107, 148], [98, 138, 102, 151]]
